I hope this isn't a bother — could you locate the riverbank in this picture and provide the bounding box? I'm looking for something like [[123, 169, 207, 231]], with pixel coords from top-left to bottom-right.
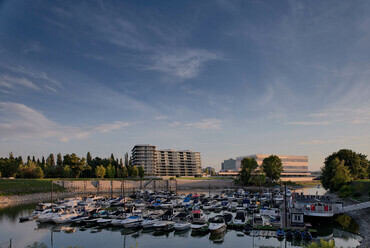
[[326, 191, 370, 248], [0, 192, 78, 209]]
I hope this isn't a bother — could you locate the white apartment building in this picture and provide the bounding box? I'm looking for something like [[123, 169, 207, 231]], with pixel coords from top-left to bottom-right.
[[131, 145, 202, 177]]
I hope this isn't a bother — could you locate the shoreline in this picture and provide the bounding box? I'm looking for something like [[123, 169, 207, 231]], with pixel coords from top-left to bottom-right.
[[326, 191, 370, 248]]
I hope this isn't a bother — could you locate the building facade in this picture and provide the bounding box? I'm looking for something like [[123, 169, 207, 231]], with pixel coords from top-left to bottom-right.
[[221, 158, 236, 171], [131, 145, 202, 177], [236, 154, 310, 178]]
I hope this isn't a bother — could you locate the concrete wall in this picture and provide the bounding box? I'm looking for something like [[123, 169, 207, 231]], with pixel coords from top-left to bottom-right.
[[53, 179, 237, 192]]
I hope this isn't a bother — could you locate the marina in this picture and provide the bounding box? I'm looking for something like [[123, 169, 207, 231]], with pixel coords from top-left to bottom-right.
[[0, 186, 363, 248]]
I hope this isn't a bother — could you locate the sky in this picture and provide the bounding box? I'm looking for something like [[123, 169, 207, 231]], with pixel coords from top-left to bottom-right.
[[0, 0, 369, 171]]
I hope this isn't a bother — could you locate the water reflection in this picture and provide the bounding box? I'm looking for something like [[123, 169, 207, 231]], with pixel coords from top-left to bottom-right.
[[209, 230, 226, 244]]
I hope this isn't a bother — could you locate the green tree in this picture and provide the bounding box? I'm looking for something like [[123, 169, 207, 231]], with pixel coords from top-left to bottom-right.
[[62, 165, 72, 178], [238, 157, 258, 185], [95, 165, 106, 178], [18, 160, 44, 178], [321, 149, 369, 190], [261, 155, 283, 183], [106, 164, 116, 178], [0, 156, 21, 177], [121, 166, 128, 178], [138, 166, 145, 179], [124, 153, 129, 167], [86, 152, 92, 166], [131, 165, 139, 178], [252, 170, 266, 186], [330, 158, 353, 191], [64, 153, 86, 178], [55, 153, 63, 177]]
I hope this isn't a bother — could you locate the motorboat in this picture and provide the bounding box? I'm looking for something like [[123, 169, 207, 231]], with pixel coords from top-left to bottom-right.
[[233, 210, 247, 225], [259, 207, 280, 216], [174, 221, 191, 231], [294, 229, 302, 240], [274, 194, 284, 205], [285, 229, 293, 239], [209, 215, 227, 233], [153, 220, 175, 230], [38, 208, 65, 223], [190, 210, 207, 224], [276, 228, 285, 239], [252, 213, 263, 227], [121, 215, 143, 228], [52, 209, 78, 224], [302, 230, 312, 240], [142, 218, 160, 229], [222, 212, 233, 225]]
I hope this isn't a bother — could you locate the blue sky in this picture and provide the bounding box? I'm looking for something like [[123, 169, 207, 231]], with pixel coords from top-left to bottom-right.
[[0, 0, 369, 170]]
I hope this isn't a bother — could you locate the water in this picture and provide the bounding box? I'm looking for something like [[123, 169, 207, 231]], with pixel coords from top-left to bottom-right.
[[0, 186, 362, 248]]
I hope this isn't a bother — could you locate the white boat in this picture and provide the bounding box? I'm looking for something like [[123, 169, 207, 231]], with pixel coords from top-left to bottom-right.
[[209, 215, 227, 233], [260, 208, 280, 216], [96, 218, 112, 226], [52, 210, 78, 224], [38, 208, 64, 223], [274, 195, 284, 204], [153, 221, 175, 230], [142, 218, 159, 229], [191, 223, 208, 230], [202, 202, 213, 211], [237, 188, 245, 195], [233, 210, 247, 225], [190, 210, 207, 224], [121, 215, 143, 228], [174, 221, 191, 231]]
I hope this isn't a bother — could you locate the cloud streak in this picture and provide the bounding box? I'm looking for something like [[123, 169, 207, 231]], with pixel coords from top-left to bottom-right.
[[169, 119, 222, 130], [0, 102, 131, 142]]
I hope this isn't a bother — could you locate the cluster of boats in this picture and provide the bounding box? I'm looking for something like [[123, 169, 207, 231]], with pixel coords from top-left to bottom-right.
[[20, 188, 310, 240]]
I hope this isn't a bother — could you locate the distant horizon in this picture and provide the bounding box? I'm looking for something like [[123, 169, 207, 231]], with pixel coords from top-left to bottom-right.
[[1, 1, 369, 172]]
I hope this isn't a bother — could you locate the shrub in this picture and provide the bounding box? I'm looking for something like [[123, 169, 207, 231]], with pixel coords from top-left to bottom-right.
[[338, 185, 352, 198]]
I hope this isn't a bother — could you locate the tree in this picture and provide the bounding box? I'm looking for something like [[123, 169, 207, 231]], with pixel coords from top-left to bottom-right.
[[252, 170, 266, 186], [64, 153, 86, 178], [330, 158, 353, 191], [121, 166, 128, 178], [57, 153, 63, 166], [131, 165, 138, 178], [110, 153, 115, 163], [18, 160, 43, 178], [106, 164, 116, 178], [321, 149, 369, 190], [138, 166, 145, 179], [261, 155, 283, 183], [238, 157, 258, 185], [86, 152, 92, 166], [0, 156, 21, 177], [62, 165, 72, 178], [46, 154, 55, 167], [95, 165, 106, 178], [124, 153, 129, 167]]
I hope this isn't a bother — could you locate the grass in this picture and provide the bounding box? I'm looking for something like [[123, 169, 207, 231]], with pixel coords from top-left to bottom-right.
[[0, 179, 66, 196]]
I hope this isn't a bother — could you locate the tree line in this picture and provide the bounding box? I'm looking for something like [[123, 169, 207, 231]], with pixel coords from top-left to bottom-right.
[[0, 152, 145, 179], [237, 155, 283, 186]]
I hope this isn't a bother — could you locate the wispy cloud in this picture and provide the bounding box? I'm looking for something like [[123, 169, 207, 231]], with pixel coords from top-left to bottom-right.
[[0, 75, 40, 91], [285, 121, 331, 126], [0, 102, 131, 142], [148, 49, 222, 81], [169, 119, 222, 130], [0, 64, 62, 93]]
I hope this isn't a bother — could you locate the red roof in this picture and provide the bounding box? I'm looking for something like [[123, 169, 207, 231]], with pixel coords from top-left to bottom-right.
[[192, 210, 201, 213]]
